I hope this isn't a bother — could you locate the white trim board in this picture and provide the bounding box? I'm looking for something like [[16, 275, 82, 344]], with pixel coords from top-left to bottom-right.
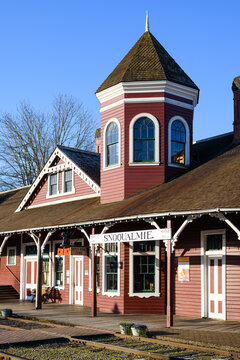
[[16, 146, 101, 212], [96, 81, 199, 107]]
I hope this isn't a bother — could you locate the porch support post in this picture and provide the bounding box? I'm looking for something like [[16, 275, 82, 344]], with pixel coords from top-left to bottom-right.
[[30, 232, 42, 310], [91, 227, 97, 317], [166, 219, 173, 328]]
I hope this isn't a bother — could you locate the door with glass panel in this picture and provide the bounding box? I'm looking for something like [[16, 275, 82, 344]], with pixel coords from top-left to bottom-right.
[[74, 257, 83, 304]]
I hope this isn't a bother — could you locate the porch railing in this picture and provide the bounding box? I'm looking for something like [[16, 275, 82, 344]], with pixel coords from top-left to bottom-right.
[[6, 266, 20, 283]]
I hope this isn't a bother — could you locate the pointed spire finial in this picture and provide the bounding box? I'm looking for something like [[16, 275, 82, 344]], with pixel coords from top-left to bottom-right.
[[145, 10, 149, 32]]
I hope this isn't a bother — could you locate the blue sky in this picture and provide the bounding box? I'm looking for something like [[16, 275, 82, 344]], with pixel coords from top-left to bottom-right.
[[0, 0, 239, 141]]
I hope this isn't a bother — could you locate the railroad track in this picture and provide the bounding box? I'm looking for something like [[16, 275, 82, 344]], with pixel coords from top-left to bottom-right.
[[0, 316, 238, 359]]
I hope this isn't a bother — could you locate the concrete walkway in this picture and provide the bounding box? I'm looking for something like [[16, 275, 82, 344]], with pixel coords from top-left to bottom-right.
[[1, 300, 240, 350]]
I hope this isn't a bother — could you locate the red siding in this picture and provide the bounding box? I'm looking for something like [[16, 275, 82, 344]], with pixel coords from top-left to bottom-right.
[[29, 171, 96, 207]]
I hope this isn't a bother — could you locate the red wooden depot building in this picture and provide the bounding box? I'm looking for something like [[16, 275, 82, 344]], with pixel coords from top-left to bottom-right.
[[1, 19, 240, 326]]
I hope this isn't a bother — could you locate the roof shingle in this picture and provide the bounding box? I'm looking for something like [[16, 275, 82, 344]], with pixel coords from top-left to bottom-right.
[[96, 31, 198, 93]]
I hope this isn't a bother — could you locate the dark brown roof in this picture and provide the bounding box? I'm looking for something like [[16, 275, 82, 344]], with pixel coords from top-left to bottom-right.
[[58, 145, 100, 185], [1, 141, 240, 233], [96, 31, 198, 93], [232, 76, 240, 91]]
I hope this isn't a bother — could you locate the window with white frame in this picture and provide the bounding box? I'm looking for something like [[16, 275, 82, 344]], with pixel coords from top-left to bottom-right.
[[54, 243, 64, 287], [64, 170, 73, 193], [168, 116, 190, 167], [129, 113, 160, 165], [49, 173, 58, 195], [105, 121, 119, 167], [103, 243, 120, 294], [129, 240, 160, 297], [7, 247, 16, 266]]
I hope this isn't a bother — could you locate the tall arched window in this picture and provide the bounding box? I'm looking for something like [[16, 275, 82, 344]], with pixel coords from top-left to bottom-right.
[[171, 120, 186, 164], [106, 122, 119, 166], [133, 117, 155, 162]]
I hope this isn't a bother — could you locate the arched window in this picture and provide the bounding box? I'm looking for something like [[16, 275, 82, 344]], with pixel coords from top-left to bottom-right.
[[106, 122, 119, 166], [133, 117, 155, 162], [171, 120, 186, 164]]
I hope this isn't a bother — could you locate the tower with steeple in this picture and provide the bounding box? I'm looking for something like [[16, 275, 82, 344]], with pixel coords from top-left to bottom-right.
[[96, 15, 199, 204]]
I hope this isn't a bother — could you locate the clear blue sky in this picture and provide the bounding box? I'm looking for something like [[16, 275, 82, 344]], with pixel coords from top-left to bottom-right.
[[0, 0, 239, 141]]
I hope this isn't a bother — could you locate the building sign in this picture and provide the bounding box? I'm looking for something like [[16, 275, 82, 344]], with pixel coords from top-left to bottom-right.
[[90, 228, 171, 245], [178, 256, 190, 282]]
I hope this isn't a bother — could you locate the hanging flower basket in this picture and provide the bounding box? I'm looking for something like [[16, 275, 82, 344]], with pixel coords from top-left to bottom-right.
[[119, 322, 134, 335], [131, 324, 148, 337]]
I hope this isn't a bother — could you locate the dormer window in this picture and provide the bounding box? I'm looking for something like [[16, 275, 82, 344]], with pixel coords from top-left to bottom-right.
[[129, 113, 160, 165], [168, 116, 190, 167], [104, 119, 121, 169], [64, 170, 72, 193], [49, 173, 58, 195], [134, 118, 155, 162]]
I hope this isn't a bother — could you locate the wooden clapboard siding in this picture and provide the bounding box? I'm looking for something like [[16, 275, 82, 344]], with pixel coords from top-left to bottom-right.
[[226, 235, 240, 321], [30, 171, 96, 207], [100, 103, 125, 204], [174, 227, 202, 318], [0, 236, 21, 294]]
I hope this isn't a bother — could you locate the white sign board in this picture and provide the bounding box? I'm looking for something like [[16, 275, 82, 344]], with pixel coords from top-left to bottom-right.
[[90, 228, 171, 245]]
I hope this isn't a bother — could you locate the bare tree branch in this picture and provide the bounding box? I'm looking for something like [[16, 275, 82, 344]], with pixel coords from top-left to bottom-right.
[[0, 95, 97, 190]]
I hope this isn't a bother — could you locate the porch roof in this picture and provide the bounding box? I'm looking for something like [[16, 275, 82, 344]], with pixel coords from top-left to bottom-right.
[[0, 140, 240, 234]]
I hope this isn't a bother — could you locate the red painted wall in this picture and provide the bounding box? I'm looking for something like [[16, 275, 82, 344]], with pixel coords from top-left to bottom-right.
[[0, 237, 21, 294], [28, 171, 96, 207], [100, 92, 194, 203]]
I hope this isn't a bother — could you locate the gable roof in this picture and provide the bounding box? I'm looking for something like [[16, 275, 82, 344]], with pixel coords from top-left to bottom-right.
[[58, 145, 100, 185], [96, 31, 199, 93], [1, 137, 240, 234], [16, 145, 101, 212]]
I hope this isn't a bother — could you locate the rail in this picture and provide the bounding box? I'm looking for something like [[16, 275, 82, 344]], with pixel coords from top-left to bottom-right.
[[6, 266, 20, 284]]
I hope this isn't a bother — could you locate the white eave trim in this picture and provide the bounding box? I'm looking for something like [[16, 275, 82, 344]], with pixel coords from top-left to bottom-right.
[[3, 207, 240, 236], [96, 80, 199, 107], [16, 147, 101, 212]]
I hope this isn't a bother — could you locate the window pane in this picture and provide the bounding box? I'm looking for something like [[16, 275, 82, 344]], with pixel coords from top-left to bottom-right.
[[42, 259, 49, 285], [105, 255, 118, 291], [133, 117, 155, 162], [64, 170, 72, 192], [207, 234, 222, 251], [133, 241, 155, 252], [106, 122, 119, 166], [96, 256, 100, 288], [171, 120, 186, 165], [55, 257, 63, 286], [50, 174, 57, 195], [8, 249, 15, 265], [25, 245, 37, 256], [134, 255, 155, 292]]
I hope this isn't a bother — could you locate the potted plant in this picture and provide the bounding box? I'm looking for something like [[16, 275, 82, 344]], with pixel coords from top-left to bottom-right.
[[119, 322, 134, 335], [131, 324, 148, 337]]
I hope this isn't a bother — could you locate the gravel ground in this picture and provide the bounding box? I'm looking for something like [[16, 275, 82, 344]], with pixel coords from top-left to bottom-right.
[[0, 340, 144, 360]]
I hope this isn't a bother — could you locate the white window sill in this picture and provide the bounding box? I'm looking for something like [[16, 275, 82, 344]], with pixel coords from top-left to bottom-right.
[[103, 164, 121, 171], [129, 162, 160, 167], [205, 250, 223, 256], [168, 162, 188, 169], [129, 292, 160, 298], [46, 188, 76, 198], [7, 263, 16, 266], [102, 291, 120, 297]]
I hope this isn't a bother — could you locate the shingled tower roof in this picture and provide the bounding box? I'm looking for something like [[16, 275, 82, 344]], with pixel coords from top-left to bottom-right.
[[96, 31, 198, 93]]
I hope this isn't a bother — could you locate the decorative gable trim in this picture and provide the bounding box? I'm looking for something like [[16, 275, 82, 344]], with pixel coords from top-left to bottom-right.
[[16, 147, 101, 212]]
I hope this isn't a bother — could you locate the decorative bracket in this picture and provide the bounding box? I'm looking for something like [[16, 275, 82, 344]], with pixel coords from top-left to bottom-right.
[[41, 231, 55, 256], [171, 214, 199, 252], [0, 235, 11, 257], [211, 212, 240, 240]]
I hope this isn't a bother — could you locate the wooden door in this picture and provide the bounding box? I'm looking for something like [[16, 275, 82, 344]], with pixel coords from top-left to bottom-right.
[[74, 257, 83, 305], [208, 257, 224, 319]]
